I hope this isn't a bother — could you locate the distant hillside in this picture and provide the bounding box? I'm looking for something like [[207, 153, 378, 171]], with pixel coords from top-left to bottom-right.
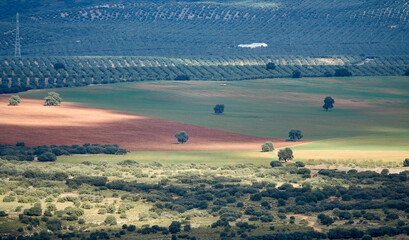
[[1, 0, 409, 56]]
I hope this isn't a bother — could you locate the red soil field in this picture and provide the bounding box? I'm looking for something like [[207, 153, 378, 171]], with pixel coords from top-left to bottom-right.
[[0, 96, 305, 151]]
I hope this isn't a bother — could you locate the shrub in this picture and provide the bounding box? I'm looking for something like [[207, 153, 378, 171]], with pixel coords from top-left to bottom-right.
[[403, 158, 409, 167], [169, 221, 181, 234], [262, 142, 274, 152], [3, 195, 16, 202], [266, 62, 276, 70], [292, 70, 301, 78], [104, 215, 117, 225], [37, 152, 57, 162], [270, 161, 282, 167], [295, 162, 305, 167], [44, 92, 63, 106], [334, 68, 352, 77], [46, 218, 62, 231], [174, 75, 190, 80], [9, 95, 21, 106]]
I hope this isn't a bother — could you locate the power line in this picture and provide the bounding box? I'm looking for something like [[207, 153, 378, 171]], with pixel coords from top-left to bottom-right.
[[14, 13, 21, 58]]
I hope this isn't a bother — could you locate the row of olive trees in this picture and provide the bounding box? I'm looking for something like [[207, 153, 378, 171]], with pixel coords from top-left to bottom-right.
[[8, 92, 63, 106]]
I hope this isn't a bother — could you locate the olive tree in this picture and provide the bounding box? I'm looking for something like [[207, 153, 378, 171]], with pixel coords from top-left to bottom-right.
[[9, 95, 21, 106], [44, 92, 63, 106], [175, 131, 189, 144]]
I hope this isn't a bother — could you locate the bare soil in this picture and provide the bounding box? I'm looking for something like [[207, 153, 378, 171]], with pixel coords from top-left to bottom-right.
[[0, 96, 305, 151]]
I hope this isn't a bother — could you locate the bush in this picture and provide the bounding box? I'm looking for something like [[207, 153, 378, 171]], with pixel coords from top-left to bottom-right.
[[266, 62, 276, 70], [37, 152, 57, 162], [44, 92, 63, 106], [214, 104, 224, 114], [403, 158, 409, 167], [270, 161, 282, 167], [174, 75, 190, 80], [3, 195, 16, 202], [295, 162, 305, 167], [334, 68, 352, 77], [261, 142, 274, 152], [104, 215, 117, 225], [169, 221, 181, 234], [292, 70, 301, 78], [46, 218, 62, 231], [9, 95, 21, 106], [54, 63, 65, 71]]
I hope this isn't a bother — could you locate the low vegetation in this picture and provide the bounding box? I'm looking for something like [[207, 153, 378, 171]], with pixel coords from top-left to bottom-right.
[[0, 158, 408, 239], [0, 143, 127, 162]]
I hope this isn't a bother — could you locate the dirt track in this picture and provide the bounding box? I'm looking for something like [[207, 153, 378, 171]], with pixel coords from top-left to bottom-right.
[[0, 96, 304, 151]]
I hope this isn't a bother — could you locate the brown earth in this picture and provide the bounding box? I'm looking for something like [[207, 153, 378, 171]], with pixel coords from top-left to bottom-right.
[[0, 96, 305, 151]]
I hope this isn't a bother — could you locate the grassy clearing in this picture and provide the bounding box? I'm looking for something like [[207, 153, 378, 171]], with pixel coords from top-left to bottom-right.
[[56, 151, 276, 166], [21, 77, 409, 146]]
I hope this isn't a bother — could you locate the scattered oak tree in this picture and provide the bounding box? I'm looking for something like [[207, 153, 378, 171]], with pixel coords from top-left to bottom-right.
[[404, 158, 409, 167], [261, 142, 274, 152], [288, 129, 303, 141], [214, 104, 224, 114], [44, 92, 63, 106], [266, 62, 276, 70], [175, 131, 189, 144], [278, 148, 294, 162], [323, 96, 335, 111], [8, 95, 21, 106]]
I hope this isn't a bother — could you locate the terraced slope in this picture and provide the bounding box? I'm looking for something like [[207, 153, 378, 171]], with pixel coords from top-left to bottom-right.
[[0, 0, 408, 56]]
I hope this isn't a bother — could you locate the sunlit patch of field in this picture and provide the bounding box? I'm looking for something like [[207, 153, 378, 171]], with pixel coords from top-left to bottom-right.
[[56, 150, 277, 166]]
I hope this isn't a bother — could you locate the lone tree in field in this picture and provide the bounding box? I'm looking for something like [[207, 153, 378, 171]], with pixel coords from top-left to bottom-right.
[[288, 129, 303, 141], [214, 104, 224, 114], [8, 95, 21, 106], [175, 131, 189, 144], [261, 142, 274, 152], [44, 92, 63, 106], [266, 62, 276, 70], [292, 70, 301, 78], [322, 96, 335, 111], [278, 148, 294, 162]]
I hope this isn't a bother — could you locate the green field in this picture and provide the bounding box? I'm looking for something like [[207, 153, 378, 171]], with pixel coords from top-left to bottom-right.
[[22, 76, 409, 143]]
